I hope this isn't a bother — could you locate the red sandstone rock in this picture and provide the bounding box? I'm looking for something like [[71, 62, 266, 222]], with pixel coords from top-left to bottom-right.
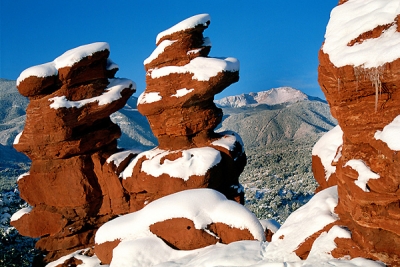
[[11, 42, 135, 263], [118, 13, 246, 206], [13, 14, 252, 265], [149, 218, 219, 250], [138, 14, 239, 150], [316, 1, 400, 265]]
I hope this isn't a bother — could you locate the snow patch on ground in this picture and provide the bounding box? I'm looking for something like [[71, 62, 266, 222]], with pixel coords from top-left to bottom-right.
[[45, 249, 101, 267], [374, 115, 400, 151], [262, 186, 339, 261], [46, 186, 384, 267]]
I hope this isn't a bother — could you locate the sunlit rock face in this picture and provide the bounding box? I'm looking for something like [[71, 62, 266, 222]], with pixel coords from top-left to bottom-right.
[[11, 42, 136, 262], [121, 13, 246, 207], [11, 14, 253, 265], [317, 0, 400, 265]]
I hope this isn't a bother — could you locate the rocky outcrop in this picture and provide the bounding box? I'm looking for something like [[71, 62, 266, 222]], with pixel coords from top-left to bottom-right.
[[93, 14, 252, 263], [94, 188, 265, 265], [11, 42, 136, 262], [11, 14, 255, 265], [117, 13, 246, 209], [316, 1, 400, 265]]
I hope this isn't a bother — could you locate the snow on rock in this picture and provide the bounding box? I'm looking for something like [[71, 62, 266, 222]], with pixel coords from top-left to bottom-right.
[[45, 249, 101, 267], [95, 188, 265, 246], [49, 78, 134, 109], [106, 58, 119, 71], [262, 186, 339, 261], [156, 14, 211, 44], [374, 114, 400, 150], [46, 240, 385, 267], [106, 149, 143, 169], [10, 206, 32, 222], [148, 56, 239, 82], [306, 225, 351, 262], [109, 237, 263, 267], [212, 131, 245, 154], [17, 172, 30, 181], [323, 0, 400, 68], [344, 159, 380, 192], [171, 88, 194, 97], [121, 147, 221, 180], [13, 131, 23, 145], [16, 62, 57, 86], [312, 125, 343, 180], [259, 219, 280, 234], [138, 91, 163, 105], [17, 42, 110, 85], [144, 40, 177, 65]]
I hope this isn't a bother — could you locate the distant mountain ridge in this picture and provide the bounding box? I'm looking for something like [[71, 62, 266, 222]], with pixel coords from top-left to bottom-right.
[[215, 87, 326, 108]]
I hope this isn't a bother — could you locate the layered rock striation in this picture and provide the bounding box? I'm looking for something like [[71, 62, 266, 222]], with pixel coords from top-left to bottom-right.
[[116, 13, 246, 210], [11, 42, 136, 261], [316, 0, 400, 265]]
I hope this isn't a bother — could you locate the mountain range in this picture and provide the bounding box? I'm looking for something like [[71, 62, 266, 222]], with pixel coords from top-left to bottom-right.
[[215, 87, 326, 108]]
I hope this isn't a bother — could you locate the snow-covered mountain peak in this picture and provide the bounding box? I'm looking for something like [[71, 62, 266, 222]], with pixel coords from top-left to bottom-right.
[[215, 87, 317, 108]]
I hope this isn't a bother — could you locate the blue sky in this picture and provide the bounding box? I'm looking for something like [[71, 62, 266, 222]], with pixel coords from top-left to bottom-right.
[[1, 0, 337, 99]]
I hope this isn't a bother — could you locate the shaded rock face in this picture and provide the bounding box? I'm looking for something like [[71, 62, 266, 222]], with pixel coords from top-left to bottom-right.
[[317, 1, 400, 265], [11, 42, 136, 262]]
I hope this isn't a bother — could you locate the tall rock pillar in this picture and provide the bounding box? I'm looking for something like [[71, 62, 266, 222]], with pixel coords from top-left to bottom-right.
[[318, 1, 400, 265]]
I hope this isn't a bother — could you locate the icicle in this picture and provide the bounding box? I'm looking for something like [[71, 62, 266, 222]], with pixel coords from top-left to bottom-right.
[[353, 66, 384, 112]]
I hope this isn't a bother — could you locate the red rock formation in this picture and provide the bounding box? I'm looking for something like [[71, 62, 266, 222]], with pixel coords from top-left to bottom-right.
[[94, 188, 265, 265], [116, 13, 246, 208], [317, 1, 400, 265], [11, 42, 135, 262], [11, 14, 260, 266]]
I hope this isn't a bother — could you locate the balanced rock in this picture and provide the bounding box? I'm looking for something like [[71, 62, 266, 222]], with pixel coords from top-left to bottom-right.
[[138, 14, 239, 150], [114, 14, 246, 209], [11, 42, 135, 262], [317, 1, 400, 265]]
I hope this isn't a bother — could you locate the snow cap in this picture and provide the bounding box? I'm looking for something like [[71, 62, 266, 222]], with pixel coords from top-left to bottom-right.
[[156, 14, 211, 44]]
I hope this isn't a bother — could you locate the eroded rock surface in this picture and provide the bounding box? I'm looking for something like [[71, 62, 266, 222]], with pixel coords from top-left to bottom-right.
[[11, 42, 136, 262], [116, 13, 246, 208], [316, 1, 400, 265], [11, 14, 256, 265]]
